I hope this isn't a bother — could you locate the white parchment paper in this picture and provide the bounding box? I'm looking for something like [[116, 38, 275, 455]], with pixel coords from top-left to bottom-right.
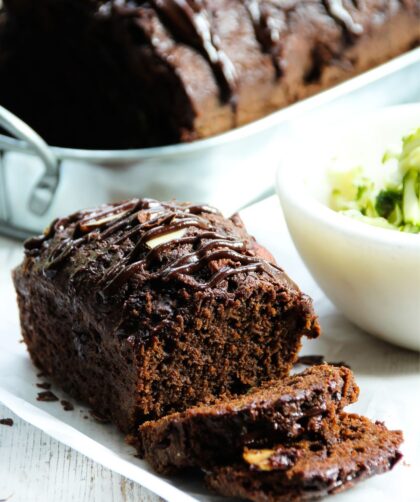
[[0, 196, 419, 502]]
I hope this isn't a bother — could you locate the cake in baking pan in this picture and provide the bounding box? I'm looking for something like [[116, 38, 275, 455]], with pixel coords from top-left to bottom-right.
[[0, 1, 419, 148]]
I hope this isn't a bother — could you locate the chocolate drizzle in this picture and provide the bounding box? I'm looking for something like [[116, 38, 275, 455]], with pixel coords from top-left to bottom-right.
[[244, 0, 286, 77], [323, 0, 363, 36], [111, 0, 237, 105], [246, 0, 364, 78], [151, 0, 238, 104], [30, 199, 281, 294]]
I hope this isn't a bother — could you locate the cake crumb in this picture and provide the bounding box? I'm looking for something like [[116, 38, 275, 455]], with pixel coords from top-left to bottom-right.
[[61, 400, 74, 411], [0, 418, 14, 427], [36, 382, 51, 389], [89, 410, 110, 424], [37, 391, 59, 402]]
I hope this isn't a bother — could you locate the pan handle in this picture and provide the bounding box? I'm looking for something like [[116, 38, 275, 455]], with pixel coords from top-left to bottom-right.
[[0, 105, 60, 216]]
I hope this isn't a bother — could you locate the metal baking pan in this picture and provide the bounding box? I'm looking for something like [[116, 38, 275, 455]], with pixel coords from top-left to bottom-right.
[[1, 47, 420, 239]]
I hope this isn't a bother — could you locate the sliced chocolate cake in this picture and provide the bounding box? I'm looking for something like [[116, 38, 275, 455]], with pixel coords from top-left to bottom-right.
[[13, 198, 320, 433], [137, 364, 359, 473]]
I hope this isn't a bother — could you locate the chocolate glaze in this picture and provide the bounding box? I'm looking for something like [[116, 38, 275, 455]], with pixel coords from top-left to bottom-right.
[[28, 199, 281, 294]]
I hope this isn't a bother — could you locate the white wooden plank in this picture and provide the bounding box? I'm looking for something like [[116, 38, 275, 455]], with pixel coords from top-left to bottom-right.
[[0, 403, 162, 502]]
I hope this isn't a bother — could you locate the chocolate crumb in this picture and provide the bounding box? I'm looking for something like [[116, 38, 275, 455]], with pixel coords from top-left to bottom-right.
[[36, 382, 51, 389], [0, 418, 14, 426], [296, 355, 326, 366], [89, 409, 110, 424], [37, 391, 59, 402], [61, 400, 74, 411]]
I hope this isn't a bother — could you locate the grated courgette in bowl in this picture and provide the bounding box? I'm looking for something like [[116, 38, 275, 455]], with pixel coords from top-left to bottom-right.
[[329, 128, 420, 234]]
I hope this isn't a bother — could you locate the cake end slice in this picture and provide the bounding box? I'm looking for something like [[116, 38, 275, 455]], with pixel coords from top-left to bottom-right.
[[206, 413, 403, 502]]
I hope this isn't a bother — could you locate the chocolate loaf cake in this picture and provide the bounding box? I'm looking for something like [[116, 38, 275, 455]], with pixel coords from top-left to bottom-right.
[[137, 364, 359, 473], [0, 1, 419, 148], [13, 198, 320, 432], [206, 413, 403, 502]]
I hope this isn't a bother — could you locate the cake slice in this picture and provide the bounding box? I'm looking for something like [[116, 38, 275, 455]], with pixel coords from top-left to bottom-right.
[[206, 413, 403, 502], [137, 365, 358, 473], [13, 198, 320, 433]]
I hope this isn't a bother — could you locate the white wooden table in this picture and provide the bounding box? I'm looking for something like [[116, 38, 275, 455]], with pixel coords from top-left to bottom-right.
[[0, 237, 161, 502], [0, 403, 161, 502]]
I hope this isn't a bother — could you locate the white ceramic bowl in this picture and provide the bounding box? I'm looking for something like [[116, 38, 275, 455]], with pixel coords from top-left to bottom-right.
[[276, 104, 420, 351]]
